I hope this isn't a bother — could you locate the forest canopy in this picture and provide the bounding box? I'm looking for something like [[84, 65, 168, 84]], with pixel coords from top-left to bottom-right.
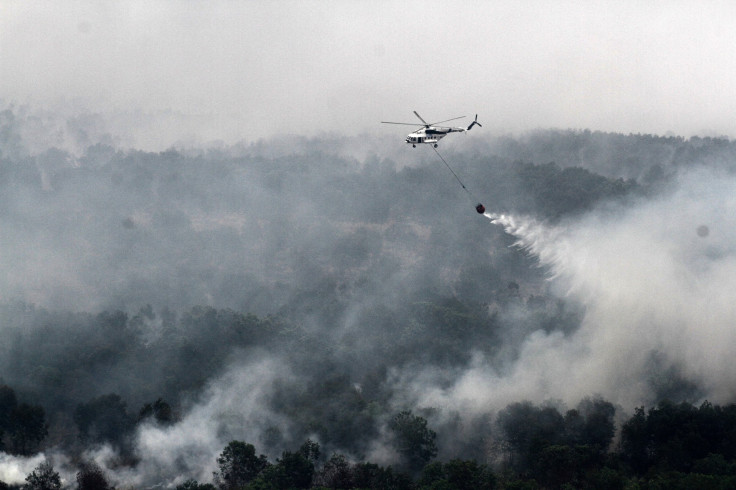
[[3, 105, 736, 487]]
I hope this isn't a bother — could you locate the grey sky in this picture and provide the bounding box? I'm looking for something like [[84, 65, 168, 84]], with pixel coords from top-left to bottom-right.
[[2, 1, 736, 144]]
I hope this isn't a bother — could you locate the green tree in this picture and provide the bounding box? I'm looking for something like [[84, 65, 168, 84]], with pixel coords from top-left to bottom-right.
[[444, 459, 496, 490], [496, 402, 565, 473], [138, 398, 175, 425], [24, 461, 61, 490], [564, 397, 616, 454], [8, 403, 47, 455], [577, 398, 615, 451], [619, 400, 736, 475], [0, 385, 17, 451], [389, 410, 438, 473], [350, 462, 412, 490], [76, 461, 112, 490], [73, 394, 134, 449], [620, 406, 650, 474], [692, 453, 735, 476], [213, 440, 269, 490], [315, 453, 353, 489], [533, 444, 597, 488], [297, 439, 320, 465], [176, 479, 217, 490], [0, 385, 17, 431], [584, 466, 626, 490], [515, 161, 635, 219], [254, 441, 319, 490], [418, 459, 496, 490]]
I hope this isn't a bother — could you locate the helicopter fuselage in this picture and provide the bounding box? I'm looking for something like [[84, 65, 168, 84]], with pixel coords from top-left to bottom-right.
[[382, 112, 481, 147], [405, 127, 465, 147]]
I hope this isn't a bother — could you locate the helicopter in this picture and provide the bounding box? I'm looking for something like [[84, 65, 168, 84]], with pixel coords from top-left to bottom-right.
[[382, 111, 481, 147]]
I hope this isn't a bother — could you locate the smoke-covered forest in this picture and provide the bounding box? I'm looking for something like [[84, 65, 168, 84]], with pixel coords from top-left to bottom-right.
[[3, 104, 736, 489]]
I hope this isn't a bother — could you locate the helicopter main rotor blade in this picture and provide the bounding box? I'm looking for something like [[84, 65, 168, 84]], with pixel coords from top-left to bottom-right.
[[429, 116, 466, 126], [413, 111, 429, 126], [381, 121, 424, 126]]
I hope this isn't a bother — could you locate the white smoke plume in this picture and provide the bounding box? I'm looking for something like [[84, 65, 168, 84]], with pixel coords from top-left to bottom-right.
[[0, 451, 77, 487], [401, 166, 736, 415], [87, 354, 295, 488], [0, 452, 46, 486]]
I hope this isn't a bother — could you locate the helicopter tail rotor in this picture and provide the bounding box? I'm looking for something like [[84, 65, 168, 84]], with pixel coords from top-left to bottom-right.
[[467, 114, 482, 131]]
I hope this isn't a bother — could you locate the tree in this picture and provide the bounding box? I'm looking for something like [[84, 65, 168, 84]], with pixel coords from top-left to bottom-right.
[[315, 453, 353, 489], [0, 385, 17, 451], [495, 401, 565, 473], [213, 440, 269, 490], [8, 403, 47, 455], [255, 452, 313, 489], [297, 439, 320, 465], [24, 461, 61, 490], [444, 459, 496, 490], [577, 397, 615, 451], [514, 161, 636, 219], [351, 462, 384, 489], [253, 441, 320, 490], [533, 444, 598, 488], [138, 398, 175, 425], [495, 399, 616, 483], [418, 459, 496, 490], [73, 394, 134, 449], [176, 480, 216, 490], [0, 385, 17, 431], [619, 400, 735, 475], [388, 410, 438, 473], [620, 406, 650, 474], [350, 463, 412, 490], [76, 461, 112, 490]]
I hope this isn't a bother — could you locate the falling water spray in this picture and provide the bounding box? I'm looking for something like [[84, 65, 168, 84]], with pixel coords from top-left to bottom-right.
[[483, 212, 572, 281]]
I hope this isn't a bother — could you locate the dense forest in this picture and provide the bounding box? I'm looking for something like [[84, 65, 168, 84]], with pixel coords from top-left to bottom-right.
[[2, 105, 736, 488]]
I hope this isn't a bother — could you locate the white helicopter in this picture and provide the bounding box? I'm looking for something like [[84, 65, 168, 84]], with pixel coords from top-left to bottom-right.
[[382, 111, 482, 147]]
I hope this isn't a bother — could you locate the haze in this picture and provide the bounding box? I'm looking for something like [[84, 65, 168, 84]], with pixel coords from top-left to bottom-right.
[[4, 2, 736, 488], [3, 1, 736, 148]]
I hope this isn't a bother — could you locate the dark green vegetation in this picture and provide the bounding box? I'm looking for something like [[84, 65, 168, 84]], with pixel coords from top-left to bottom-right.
[[13, 399, 736, 488], [4, 106, 736, 487]]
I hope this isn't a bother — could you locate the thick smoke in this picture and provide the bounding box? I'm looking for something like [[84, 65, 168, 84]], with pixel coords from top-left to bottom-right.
[[118, 169, 736, 485], [0, 451, 77, 488], [91, 355, 293, 488], [0, 452, 46, 486], [399, 166, 736, 418], [4, 102, 736, 486]]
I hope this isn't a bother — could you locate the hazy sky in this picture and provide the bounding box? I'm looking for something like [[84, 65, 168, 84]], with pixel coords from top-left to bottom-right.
[[3, 1, 736, 144]]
